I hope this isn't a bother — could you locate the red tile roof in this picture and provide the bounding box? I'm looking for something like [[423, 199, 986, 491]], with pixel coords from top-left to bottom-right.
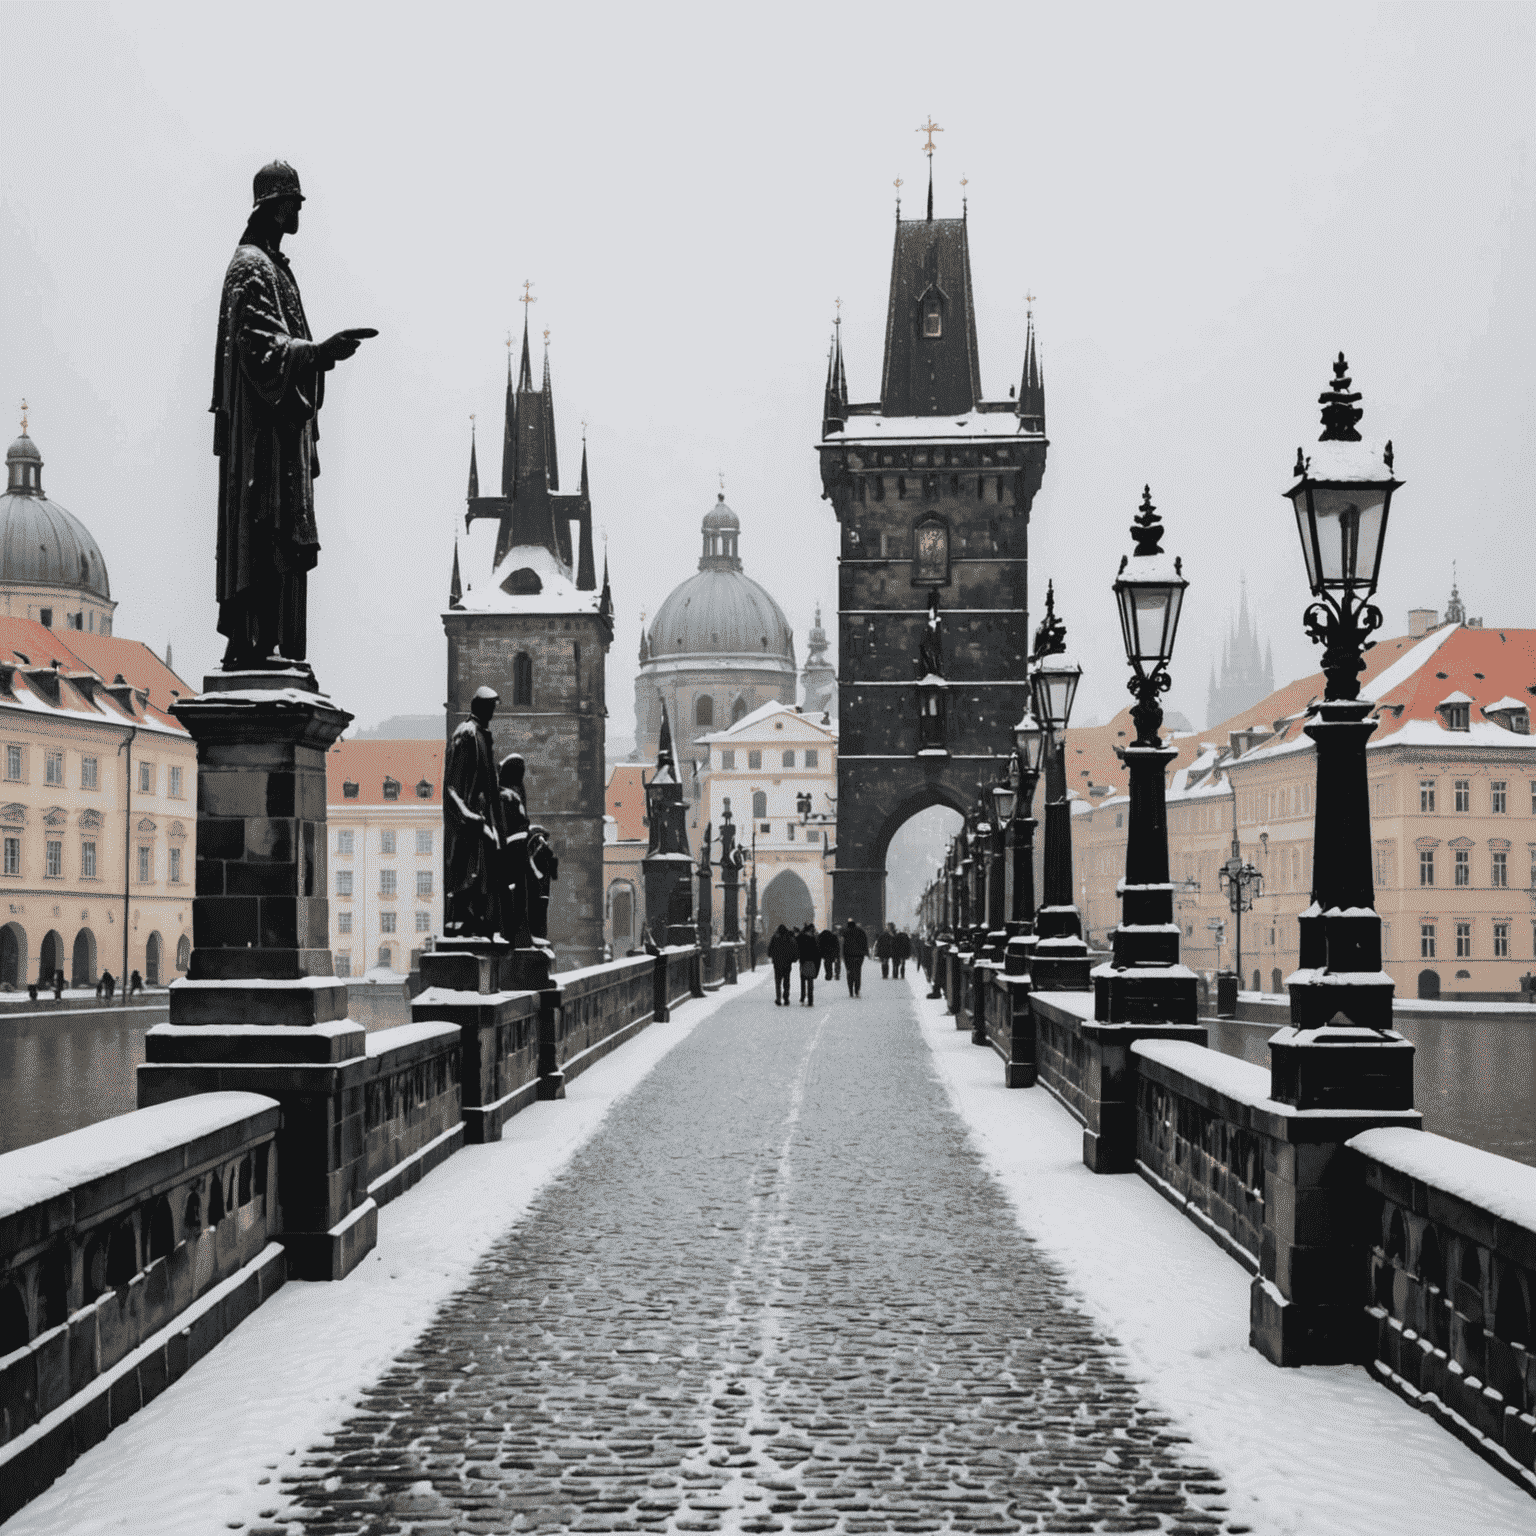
[[607, 763, 650, 842], [327, 739, 444, 806]]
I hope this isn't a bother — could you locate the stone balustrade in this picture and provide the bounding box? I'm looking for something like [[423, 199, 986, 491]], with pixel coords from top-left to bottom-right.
[[1351, 1126, 1536, 1490], [0, 1092, 285, 1519]]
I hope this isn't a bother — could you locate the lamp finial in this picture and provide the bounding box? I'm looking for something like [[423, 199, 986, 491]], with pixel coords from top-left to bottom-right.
[[1317, 351, 1363, 442]]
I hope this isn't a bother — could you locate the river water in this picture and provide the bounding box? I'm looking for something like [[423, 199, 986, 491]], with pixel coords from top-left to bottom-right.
[[2, 994, 1533, 1168]]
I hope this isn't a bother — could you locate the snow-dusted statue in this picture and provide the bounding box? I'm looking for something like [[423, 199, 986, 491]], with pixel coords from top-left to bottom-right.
[[918, 589, 944, 678], [211, 160, 375, 669], [497, 754, 532, 947], [444, 687, 503, 937]]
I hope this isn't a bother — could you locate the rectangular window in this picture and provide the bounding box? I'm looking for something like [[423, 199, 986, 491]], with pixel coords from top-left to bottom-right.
[[381, 830, 397, 855], [81, 840, 96, 878], [760, 822, 771, 834], [1419, 849, 1435, 886], [81, 755, 97, 790], [415, 909, 432, 933], [378, 945, 393, 969], [1420, 780, 1436, 812], [1495, 922, 1510, 959], [415, 869, 433, 897], [787, 824, 796, 841], [1456, 922, 1472, 958], [138, 761, 153, 794], [804, 750, 818, 768], [47, 839, 64, 878], [335, 952, 352, 978], [1492, 781, 1508, 814], [337, 910, 352, 935], [336, 869, 353, 897], [747, 750, 762, 771], [136, 845, 150, 883], [380, 911, 397, 935], [1420, 924, 1436, 959], [1455, 849, 1469, 886], [168, 847, 182, 883], [1493, 851, 1509, 888], [1454, 779, 1470, 812], [3, 837, 18, 877], [44, 751, 63, 787], [379, 869, 397, 898], [5, 745, 21, 782], [782, 750, 795, 768], [169, 765, 183, 798], [720, 750, 735, 770], [1531, 780, 1536, 815], [337, 830, 354, 855], [416, 829, 433, 856]]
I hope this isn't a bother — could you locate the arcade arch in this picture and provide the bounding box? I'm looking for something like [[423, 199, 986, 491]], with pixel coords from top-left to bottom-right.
[[145, 931, 163, 987], [72, 929, 97, 988], [0, 923, 25, 989], [760, 869, 815, 937], [38, 930, 62, 987]]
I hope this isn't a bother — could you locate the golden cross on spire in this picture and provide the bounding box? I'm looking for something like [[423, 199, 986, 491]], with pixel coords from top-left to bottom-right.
[[1025, 290, 1036, 316], [834, 296, 842, 329], [581, 417, 588, 440], [18, 398, 28, 435], [505, 331, 512, 352], [893, 176, 903, 191], [469, 411, 476, 431], [543, 327, 550, 346], [917, 116, 943, 156], [960, 173, 968, 189], [519, 280, 537, 306]]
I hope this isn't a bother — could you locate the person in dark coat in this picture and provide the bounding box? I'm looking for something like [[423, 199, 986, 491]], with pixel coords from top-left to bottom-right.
[[796, 923, 820, 1005], [875, 924, 894, 979], [817, 926, 841, 982], [842, 919, 868, 997], [129, 970, 143, 997], [894, 928, 913, 979], [768, 924, 797, 1006]]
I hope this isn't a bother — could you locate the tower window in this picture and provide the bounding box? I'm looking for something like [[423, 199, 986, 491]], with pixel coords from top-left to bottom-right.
[[922, 293, 943, 338], [513, 652, 533, 707], [695, 695, 714, 728], [913, 516, 950, 585], [752, 790, 768, 818]]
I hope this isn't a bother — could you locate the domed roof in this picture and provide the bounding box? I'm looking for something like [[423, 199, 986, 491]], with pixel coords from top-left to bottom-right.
[[1, 432, 111, 600], [645, 497, 793, 666]]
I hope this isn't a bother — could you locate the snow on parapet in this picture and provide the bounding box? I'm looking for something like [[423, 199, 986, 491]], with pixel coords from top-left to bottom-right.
[[1349, 1126, 1536, 1235]]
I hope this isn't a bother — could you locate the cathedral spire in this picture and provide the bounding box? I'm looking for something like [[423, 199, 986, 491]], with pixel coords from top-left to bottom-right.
[[500, 347, 517, 498], [449, 538, 463, 609], [599, 549, 612, 623], [517, 310, 534, 394], [575, 439, 596, 591], [822, 306, 848, 437], [466, 417, 479, 501], [1018, 305, 1045, 430]]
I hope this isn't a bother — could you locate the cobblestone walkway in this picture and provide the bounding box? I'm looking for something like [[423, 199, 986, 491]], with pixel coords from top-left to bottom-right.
[[281, 978, 1248, 1535]]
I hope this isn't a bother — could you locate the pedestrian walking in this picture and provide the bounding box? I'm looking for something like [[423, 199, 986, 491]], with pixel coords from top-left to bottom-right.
[[894, 928, 912, 979], [876, 923, 895, 979], [796, 923, 820, 1005], [842, 918, 868, 997], [101, 970, 115, 1001], [817, 926, 840, 982], [768, 924, 797, 1006], [129, 969, 143, 997]]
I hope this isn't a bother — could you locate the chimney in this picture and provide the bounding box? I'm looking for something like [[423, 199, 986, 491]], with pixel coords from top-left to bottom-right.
[[1407, 608, 1438, 639]]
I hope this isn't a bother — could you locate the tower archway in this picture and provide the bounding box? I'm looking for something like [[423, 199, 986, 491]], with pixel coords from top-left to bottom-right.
[[760, 869, 815, 937]]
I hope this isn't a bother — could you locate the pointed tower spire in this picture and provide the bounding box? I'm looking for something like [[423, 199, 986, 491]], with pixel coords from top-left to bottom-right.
[[501, 345, 517, 497], [517, 310, 534, 393], [599, 549, 613, 625], [575, 438, 596, 590], [541, 329, 560, 493], [467, 417, 480, 501], [1018, 303, 1045, 429], [449, 538, 463, 609]]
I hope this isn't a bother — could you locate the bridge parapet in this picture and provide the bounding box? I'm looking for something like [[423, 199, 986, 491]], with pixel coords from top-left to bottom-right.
[[1350, 1127, 1536, 1489], [0, 1093, 284, 1520]]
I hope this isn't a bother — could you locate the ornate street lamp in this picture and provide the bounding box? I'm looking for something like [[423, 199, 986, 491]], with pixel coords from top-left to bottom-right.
[[1029, 584, 1091, 991], [1218, 829, 1263, 995], [1093, 488, 1197, 1024], [1001, 710, 1045, 975], [1271, 353, 1411, 1112]]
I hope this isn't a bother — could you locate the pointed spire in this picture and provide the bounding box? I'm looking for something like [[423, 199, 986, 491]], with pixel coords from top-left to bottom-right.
[[517, 312, 534, 394], [501, 349, 517, 498], [575, 440, 596, 590], [449, 538, 463, 609], [926, 155, 933, 221], [1018, 305, 1045, 428], [599, 550, 612, 623], [654, 702, 677, 784], [541, 328, 560, 493], [466, 418, 480, 501]]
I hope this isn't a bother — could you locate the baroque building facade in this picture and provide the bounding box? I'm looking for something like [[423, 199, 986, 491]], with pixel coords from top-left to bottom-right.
[[444, 322, 613, 969], [817, 194, 1046, 930]]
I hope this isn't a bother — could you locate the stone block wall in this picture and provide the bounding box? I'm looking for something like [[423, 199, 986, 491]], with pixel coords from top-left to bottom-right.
[[0, 1093, 285, 1519]]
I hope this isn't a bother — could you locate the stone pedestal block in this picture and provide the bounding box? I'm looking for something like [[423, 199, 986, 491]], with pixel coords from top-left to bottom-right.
[[1269, 1024, 1416, 1112], [409, 982, 542, 1141], [1077, 1019, 1208, 1174], [992, 973, 1036, 1087], [1092, 963, 1199, 1026]]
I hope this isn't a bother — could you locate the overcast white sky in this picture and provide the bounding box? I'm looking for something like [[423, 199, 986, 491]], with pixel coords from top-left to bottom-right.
[[1, 2, 1532, 741]]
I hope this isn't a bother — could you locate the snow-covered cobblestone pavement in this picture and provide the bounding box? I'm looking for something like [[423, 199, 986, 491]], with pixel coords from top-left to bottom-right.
[[275, 975, 1242, 1535]]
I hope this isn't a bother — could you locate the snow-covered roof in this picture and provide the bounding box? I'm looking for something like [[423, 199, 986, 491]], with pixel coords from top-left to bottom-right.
[[452, 533, 604, 616], [1436, 689, 1474, 706], [698, 699, 838, 742], [825, 414, 1032, 444]]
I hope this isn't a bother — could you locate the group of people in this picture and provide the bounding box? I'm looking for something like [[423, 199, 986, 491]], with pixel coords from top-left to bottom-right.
[[765, 920, 913, 1006]]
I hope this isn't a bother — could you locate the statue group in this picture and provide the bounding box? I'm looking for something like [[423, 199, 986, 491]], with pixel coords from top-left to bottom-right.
[[443, 687, 558, 946]]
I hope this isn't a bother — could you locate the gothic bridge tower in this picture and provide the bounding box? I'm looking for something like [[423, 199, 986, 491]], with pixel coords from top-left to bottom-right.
[[818, 187, 1047, 930], [444, 312, 613, 968]]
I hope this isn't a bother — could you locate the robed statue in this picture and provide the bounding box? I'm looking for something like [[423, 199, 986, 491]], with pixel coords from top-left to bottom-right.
[[211, 161, 375, 670], [496, 753, 532, 946], [444, 687, 503, 937], [526, 826, 559, 946]]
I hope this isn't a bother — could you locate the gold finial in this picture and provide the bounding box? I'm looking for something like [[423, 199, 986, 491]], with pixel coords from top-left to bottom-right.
[[469, 411, 476, 433], [718, 469, 726, 494], [519, 280, 537, 307], [834, 296, 842, 328], [18, 399, 28, 436], [1025, 290, 1036, 318], [960, 172, 968, 189], [581, 416, 588, 441], [917, 116, 943, 156], [893, 176, 903, 191]]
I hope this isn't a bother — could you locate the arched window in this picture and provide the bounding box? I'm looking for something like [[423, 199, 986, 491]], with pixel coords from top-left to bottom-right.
[[695, 695, 715, 729], [513, 653, 533, 708], [731, 696, 748, 724], [782, 750, 794, 768], [610, 883, 635, 943], [913, 516, 950, 585], [752, 790, 767, 819]]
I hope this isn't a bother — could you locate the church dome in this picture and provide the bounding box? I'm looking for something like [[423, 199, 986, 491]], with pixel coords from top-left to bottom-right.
[[645, 498, 794, 665], [1, 431, 112, 600]]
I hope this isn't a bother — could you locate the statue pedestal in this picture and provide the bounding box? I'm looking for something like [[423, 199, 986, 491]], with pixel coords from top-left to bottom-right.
[[139, 676, 377, 1280]]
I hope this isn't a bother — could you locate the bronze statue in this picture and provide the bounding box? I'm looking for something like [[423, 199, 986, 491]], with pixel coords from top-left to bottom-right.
[[918, 588, 944, 678], [211, 160, 376, 670], [444, 687, 503, 936], [526, 825, 559, 947], [497, 753, 532, 946]]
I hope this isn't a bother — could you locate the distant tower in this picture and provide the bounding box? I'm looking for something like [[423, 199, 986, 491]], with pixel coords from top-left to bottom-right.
[[1445, 570, 1466, 626], [1205, 575, 1274, 728], [818, 173, 1046, 930], [444, 312, 613, 968], [801, 604, 837, 717]]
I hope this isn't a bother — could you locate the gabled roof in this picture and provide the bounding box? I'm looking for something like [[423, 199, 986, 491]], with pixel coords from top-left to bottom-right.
[[879, 217, 983, 417], [327, 739, 444, 807], [699, 700, 838, 743]]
